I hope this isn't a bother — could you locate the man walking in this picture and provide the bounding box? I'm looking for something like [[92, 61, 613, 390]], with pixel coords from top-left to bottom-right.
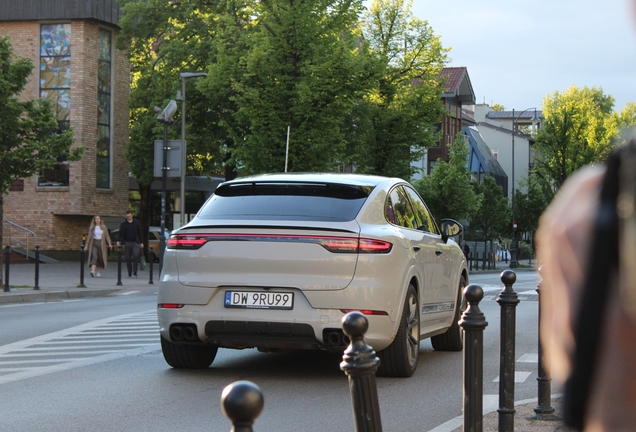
[[116, 210, 144, 277]]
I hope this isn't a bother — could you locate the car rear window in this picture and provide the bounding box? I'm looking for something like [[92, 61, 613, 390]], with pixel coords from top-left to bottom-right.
[[197, 182, 373, 222]]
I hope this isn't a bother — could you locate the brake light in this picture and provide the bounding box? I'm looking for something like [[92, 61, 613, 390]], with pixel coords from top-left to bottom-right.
[[358, 239, 393, 254], [340, 309, 389, 316], [167, 235, 209, 249]]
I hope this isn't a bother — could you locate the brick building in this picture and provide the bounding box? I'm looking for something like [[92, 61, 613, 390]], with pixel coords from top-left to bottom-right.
[[0, 0, 130, 259]]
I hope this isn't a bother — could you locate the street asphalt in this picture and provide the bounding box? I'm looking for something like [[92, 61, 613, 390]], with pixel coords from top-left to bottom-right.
[[0, 258, 568, 431]]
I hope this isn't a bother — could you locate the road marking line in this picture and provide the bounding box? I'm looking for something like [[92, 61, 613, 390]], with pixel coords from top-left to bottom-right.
[[493, 371, 532, 383], [517, 353, 538, 363]]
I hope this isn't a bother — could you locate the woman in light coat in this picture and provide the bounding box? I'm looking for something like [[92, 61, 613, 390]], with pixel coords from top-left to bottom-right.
[[86, 215, 112, 277]]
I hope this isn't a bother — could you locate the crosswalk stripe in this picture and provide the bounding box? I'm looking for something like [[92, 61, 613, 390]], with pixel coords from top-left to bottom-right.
[[0, 310, 159, 385]]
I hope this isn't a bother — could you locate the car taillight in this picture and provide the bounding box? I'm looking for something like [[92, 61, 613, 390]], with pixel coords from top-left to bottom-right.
[[167, 235, 209, 249], [158, 304, 184, 309], [340, 309, 389, 316], [166, 233, 392, 253], [319, 238, 392, 254]]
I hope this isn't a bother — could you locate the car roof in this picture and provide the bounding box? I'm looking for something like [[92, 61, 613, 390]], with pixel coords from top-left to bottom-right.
[[219, 173, 399, 188]]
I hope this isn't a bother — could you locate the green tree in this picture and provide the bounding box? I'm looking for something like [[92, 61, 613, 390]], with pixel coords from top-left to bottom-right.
[[533, 86, 628, 194], [0, 36, 79, 265], [491, 103, 505, 112], [469, 176, 510, 250], [413, 134, 480, 226], [512, 177, 549, 253], [208, 0, 377, 174], [352, 0, 448, 178], [117, 0, 223, 245]]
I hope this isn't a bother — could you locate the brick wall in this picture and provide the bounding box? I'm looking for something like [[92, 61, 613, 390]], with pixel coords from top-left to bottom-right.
[[0, 20, 130, 254]]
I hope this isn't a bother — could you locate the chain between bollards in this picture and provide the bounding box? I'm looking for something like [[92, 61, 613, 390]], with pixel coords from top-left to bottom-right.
[[148, 247, 154, 285], [460, 284, 488, 432], [221, 380, 264, 432], [116, 245, 123, 286], [34, 245, 40, 290], [340, 312, 383, 432], [497, 270, 519, 432], [533, 266, 556, 419], [4, 245, 10, 292]]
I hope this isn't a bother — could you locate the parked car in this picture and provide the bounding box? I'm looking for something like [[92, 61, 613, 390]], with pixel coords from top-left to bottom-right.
[[110, 226, 169, 262], [157, 173, 468, 377]]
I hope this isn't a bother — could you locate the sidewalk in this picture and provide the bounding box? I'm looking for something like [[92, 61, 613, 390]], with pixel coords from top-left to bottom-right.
[[0, 260, 154, 304]]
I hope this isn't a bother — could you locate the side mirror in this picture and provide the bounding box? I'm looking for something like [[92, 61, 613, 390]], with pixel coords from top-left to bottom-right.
[[440, 218, 463, 243]]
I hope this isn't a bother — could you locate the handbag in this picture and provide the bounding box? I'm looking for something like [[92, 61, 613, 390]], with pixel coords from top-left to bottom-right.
[[139, 253, 146, 271]]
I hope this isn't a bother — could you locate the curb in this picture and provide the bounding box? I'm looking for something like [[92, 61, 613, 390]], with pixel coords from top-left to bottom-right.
[[0, 288, 123, 304]]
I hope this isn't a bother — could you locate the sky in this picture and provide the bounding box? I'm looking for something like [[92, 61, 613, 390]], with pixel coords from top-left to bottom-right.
[[363, 0, 636, 112]]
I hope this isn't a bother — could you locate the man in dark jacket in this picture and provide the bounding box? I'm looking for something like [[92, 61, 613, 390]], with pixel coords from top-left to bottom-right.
[[116, 210, 144, 277]]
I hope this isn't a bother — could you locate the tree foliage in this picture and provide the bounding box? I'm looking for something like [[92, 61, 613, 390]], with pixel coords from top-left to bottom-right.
[[533, 85, 631, 194], [202, 0, 378, 174], [0, 36, 79, 251], [352, 0, 448, 178], [117, 0, 224, 244], [468, 176, 509, 243], [413, 134, 480, 226], [512, 177, 549, 241]]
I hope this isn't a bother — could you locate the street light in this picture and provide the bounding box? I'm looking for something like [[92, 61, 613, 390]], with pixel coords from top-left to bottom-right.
[[510, 107, 539, 268], [178, 72, 207, 228]]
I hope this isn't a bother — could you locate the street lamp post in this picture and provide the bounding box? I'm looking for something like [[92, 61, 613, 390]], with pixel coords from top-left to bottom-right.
[[178, 72, 207, 228], [510, 108, 539, 268]]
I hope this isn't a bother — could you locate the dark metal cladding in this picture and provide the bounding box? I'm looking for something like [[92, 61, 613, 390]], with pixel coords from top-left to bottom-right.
[[0, 0, 121, 28]]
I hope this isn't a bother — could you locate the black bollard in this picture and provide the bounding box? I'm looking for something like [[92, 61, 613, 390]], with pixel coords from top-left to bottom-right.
[[497, 270, 519, 432], [34, 245, 40, 290], [482, 252, 486, 270], [340, 312, 383, 432], [460, 285, 488, 432], [116, 245, 123, 286], [4, 245, 10, 292], [148, 247, 154, 285], [533, 266, 556, 420], [221, 380, 264, 432], [469, 252, 473, 271], [79, 244, 86, 288]]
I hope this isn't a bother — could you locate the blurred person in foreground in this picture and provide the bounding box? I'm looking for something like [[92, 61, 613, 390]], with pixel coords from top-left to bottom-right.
[[537, 134, 636, 430]]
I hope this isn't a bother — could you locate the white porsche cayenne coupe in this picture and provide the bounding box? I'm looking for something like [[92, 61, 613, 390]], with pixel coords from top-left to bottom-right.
[[157, 173, 468, 377]]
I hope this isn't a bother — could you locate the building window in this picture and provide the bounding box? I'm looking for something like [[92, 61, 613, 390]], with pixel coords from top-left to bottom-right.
[[39, 23, 71, 187], [97, 28, 112, 189]]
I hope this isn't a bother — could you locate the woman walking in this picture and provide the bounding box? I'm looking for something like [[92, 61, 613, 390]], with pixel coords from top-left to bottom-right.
[[86, 215, 112, 277]]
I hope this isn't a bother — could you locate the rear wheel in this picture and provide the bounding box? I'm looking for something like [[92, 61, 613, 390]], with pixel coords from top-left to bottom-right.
[[161, 336, 218, 369], [377, 284, 420, 377], [431, 275, 466, 352]]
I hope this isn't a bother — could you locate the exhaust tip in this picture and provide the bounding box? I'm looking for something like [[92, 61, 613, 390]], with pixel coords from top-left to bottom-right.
[[170, 325, 184, 341]]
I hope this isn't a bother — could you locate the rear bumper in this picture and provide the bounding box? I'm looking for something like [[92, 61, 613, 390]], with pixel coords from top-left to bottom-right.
[[157, 284, 397, 352]]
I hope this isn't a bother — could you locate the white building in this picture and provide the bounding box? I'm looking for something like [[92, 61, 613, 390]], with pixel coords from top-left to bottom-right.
[[471, 104, 543, 196]]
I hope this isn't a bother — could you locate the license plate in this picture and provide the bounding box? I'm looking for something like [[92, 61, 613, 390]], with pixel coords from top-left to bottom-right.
[[224, 291, 294, 309]]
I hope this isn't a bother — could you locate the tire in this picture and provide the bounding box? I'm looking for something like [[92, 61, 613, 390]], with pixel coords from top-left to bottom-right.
[[377, 284, 420, 377], [161, 336, 218, 369], [431, 275, 466, 352]]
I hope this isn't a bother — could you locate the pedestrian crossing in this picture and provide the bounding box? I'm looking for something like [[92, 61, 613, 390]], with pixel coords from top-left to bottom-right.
[[0, 310, 159, 385]]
